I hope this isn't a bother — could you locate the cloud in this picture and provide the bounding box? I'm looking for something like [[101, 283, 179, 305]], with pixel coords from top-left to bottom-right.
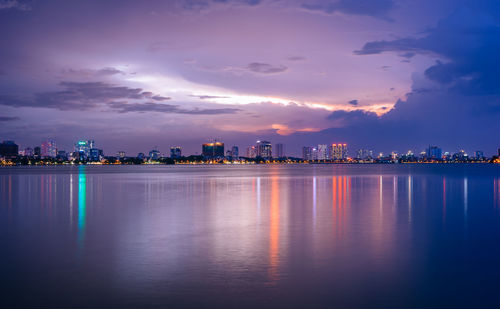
[[348, 99, 358, 106], [189, 94, 230, 99], [302, 0, 395, 20], [61, 67, 126, 77], [108, 101, 240, 115], [246, 62, 288, 74], [0, 0, 31, 11], [286, 56, 306, 61], [0, 81, 171, 111], [0, 116, 20, 121]]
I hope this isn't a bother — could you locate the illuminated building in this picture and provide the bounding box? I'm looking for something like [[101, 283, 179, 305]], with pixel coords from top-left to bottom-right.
[[0, 140, 19, 159], [256, 140, 272, 158], [246, 146, 256, 158], [317, 144, 328, 160], [75, 140, 91, 159], [330, 143, 348, 160], [426, 146, 442, 159], [89, 148, 103, 161], [149, 149, 160, 160], [202, 141, 224, 158], [357, 149, 373, 159], [117, 151, 126, 158], [23, 147, 34, 157], [231, 146, 239, 159], [170, 146, 182, 158], [41, 140, 57, 158], [275, 143, 285, 158], [474, 151, 484, 160], [303, 146, 316, 161]]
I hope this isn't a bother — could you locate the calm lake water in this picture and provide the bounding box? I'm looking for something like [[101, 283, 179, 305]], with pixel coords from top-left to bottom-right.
[[1, 164, 500, 308]]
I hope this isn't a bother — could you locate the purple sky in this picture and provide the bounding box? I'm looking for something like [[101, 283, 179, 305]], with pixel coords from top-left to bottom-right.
[[1, 0, 499, 156]]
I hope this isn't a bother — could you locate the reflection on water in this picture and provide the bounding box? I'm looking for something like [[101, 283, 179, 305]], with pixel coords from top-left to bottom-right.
[[1, 164, 500, 308], [78, 166, 86, 249]]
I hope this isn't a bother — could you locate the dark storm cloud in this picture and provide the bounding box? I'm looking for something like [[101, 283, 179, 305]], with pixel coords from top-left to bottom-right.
[[348, 99, 358, 106], [61, 67, 125, 77], [246, 62, 288, 74], [108, 101, 240, 115], [302, 0, 395, 20], [0, 82, 171, 111], [296, 1, 500, 153], [0, 116, 20, 121]]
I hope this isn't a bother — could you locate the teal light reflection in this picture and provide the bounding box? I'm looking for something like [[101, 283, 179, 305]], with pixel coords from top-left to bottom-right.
[[78, 166, 87, 248]]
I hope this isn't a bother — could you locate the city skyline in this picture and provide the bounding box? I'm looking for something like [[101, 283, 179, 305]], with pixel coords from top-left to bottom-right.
[[1, 1, 500, 156]]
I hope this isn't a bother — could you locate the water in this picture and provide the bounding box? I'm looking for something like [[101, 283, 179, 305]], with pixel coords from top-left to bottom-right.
[[1, 164, 500, 308]]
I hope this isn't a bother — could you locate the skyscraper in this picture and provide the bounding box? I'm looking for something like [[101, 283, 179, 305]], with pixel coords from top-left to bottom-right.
[[330, 143, 348, 160], [303, 146, 317, 161], [231, 146, 239, 159], [202, 141, 224, 158], [256, 140, 272, 159], [75, 140, 91, 159], [246, 146, 256, 158], [41, 140, 57, 158], [149, 149, 160, 160], [170, 146, 182, 158], [426, 146, 442, 159], [275, 143, 285, 158], [317, 144, 328, 160]]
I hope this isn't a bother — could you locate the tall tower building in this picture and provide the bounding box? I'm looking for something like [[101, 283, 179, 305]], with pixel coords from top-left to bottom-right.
[[202, 141, 224, 158], [330, 143, 348, 160], [170, 146, 182, 158], [256, 140, 272, 159], [41, 140, 57, 158], [317, 144, 328, 160], [275, 143, 285, 158]]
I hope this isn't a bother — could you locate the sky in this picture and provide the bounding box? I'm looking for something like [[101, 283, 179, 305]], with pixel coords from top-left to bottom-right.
[[0, 0, 499, 156]]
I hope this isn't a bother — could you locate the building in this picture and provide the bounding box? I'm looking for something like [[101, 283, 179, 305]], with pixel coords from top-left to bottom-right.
[[89, 148, 103, 161], [57, 150, 68, 161], [137, 153, 145, 160], [34, 146, 41, 158], [426, 146, 442, 159], [41, 140, 57, 158], [303, 146, 317, 161], [246, 146, 256, 158], [231, 146, 239, 159], [357, 149, 373, 159], [275, 143, 285, 158], [0, 140, 19, 158], [170, 146, 182, 158], [256, 140, 272, 159], [149, 149, 160, 160], [75, 140, 91, 159], [317, 144, 328, 160], [474, 151, 484, 160], [202, 141, 224, 158], [330, 143, 348, 160], [23, 147, 34, 157]]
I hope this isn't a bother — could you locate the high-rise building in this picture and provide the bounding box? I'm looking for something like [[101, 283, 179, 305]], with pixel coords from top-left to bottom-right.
[[0, 140, 19, 158], [41, 140, 57, 158], [497, 148, 500, 157], [202, 141, 224, 158], [117, 151, 126, 158], [170, 146, 182, 158], [231, 146, 239, 159], [426, 146, 442, 159], [330, 143, 348, 160], [24, 147, 34, 157], [34, 146, 41, 157], [57, 150, 68, 161], [303, 146, 317, 161], [75, 140, 91, 159], [149, 149, 160, 160], [474, 151, 484, 159], [275, 143, 285, 158], [246, 146, 256, 158], [89, 148, 103, 161], [317, 144, 328, 160], [357, 149, 373, 159], [256, 140, 272, 159]]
